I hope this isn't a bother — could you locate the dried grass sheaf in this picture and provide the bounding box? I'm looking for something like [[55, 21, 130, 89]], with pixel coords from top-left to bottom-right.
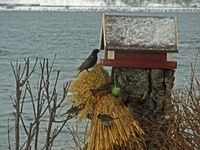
[[65, 64, 144, 150]]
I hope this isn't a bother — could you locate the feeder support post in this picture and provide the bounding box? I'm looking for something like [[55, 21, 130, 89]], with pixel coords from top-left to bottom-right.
[[111, 67, 175, 149]]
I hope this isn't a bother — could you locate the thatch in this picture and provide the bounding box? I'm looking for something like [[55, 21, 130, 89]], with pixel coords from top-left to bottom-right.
[[87, 94, 144, 150], [65, 64, 144, 150], [65, 64, 111, 122]]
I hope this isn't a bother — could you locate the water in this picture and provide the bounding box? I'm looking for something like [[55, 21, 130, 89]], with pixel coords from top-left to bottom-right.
[[0, 11, 200, 149]]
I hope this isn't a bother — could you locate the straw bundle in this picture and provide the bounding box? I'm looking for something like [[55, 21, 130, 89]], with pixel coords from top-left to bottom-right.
[[65, 64, 111, 122], [65, 64, 144, 149], [88, 94, 144, 150]]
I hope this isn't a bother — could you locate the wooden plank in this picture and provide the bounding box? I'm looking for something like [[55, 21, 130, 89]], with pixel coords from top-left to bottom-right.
[[114, 51, 167, 61], [99, 25, 104, 50], [99, 59, 177, 69]]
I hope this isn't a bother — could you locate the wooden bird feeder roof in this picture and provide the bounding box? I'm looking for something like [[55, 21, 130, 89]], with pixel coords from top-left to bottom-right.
[[99, 13, 178, 52]]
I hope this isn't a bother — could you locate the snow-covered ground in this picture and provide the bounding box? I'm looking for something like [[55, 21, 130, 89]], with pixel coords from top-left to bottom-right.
[[0, 6, 200, 12], [0, 0, 200, 12], [0, 0, 126, 6]]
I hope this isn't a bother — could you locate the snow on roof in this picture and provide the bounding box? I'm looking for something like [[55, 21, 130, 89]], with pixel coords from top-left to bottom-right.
[[100, 14, 178, 52]]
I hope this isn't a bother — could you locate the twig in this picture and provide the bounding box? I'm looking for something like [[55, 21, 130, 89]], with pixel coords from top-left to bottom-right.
[[11, 60, 21, 150], [7, 119, 11, 150], [34, 59, 47, 149], [25, 123, 35, 150]]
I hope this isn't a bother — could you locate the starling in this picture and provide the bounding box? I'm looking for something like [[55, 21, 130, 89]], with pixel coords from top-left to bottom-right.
[[97, 113, 119, 126], [77, 49, 100, 75]]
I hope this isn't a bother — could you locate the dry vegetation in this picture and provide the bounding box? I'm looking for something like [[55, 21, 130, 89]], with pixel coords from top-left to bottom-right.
[[146, 50, 200, 149], [164, 51, 200, 149]]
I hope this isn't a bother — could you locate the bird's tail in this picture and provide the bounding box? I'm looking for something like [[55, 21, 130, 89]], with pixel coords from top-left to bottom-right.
[[76, 67, 81, 75]]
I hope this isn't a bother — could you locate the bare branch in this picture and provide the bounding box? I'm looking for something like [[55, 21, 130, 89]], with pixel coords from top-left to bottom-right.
[[25, 123, 34, 150], [34, 59, 45, 150], [26, 82, 37, 119], [10, 55, 71, 150], [7, 119, 11, 150], [49, 54, 57, 74]]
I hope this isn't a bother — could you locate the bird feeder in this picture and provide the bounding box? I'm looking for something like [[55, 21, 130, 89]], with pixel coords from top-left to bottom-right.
[[99, 14, 178, 69]]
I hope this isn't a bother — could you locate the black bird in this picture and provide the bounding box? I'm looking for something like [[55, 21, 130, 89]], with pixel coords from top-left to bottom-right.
[[77, 49, 100, 75]]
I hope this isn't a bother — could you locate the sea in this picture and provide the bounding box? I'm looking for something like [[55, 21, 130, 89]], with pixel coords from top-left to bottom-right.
[[0, 10, 200, 149]]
